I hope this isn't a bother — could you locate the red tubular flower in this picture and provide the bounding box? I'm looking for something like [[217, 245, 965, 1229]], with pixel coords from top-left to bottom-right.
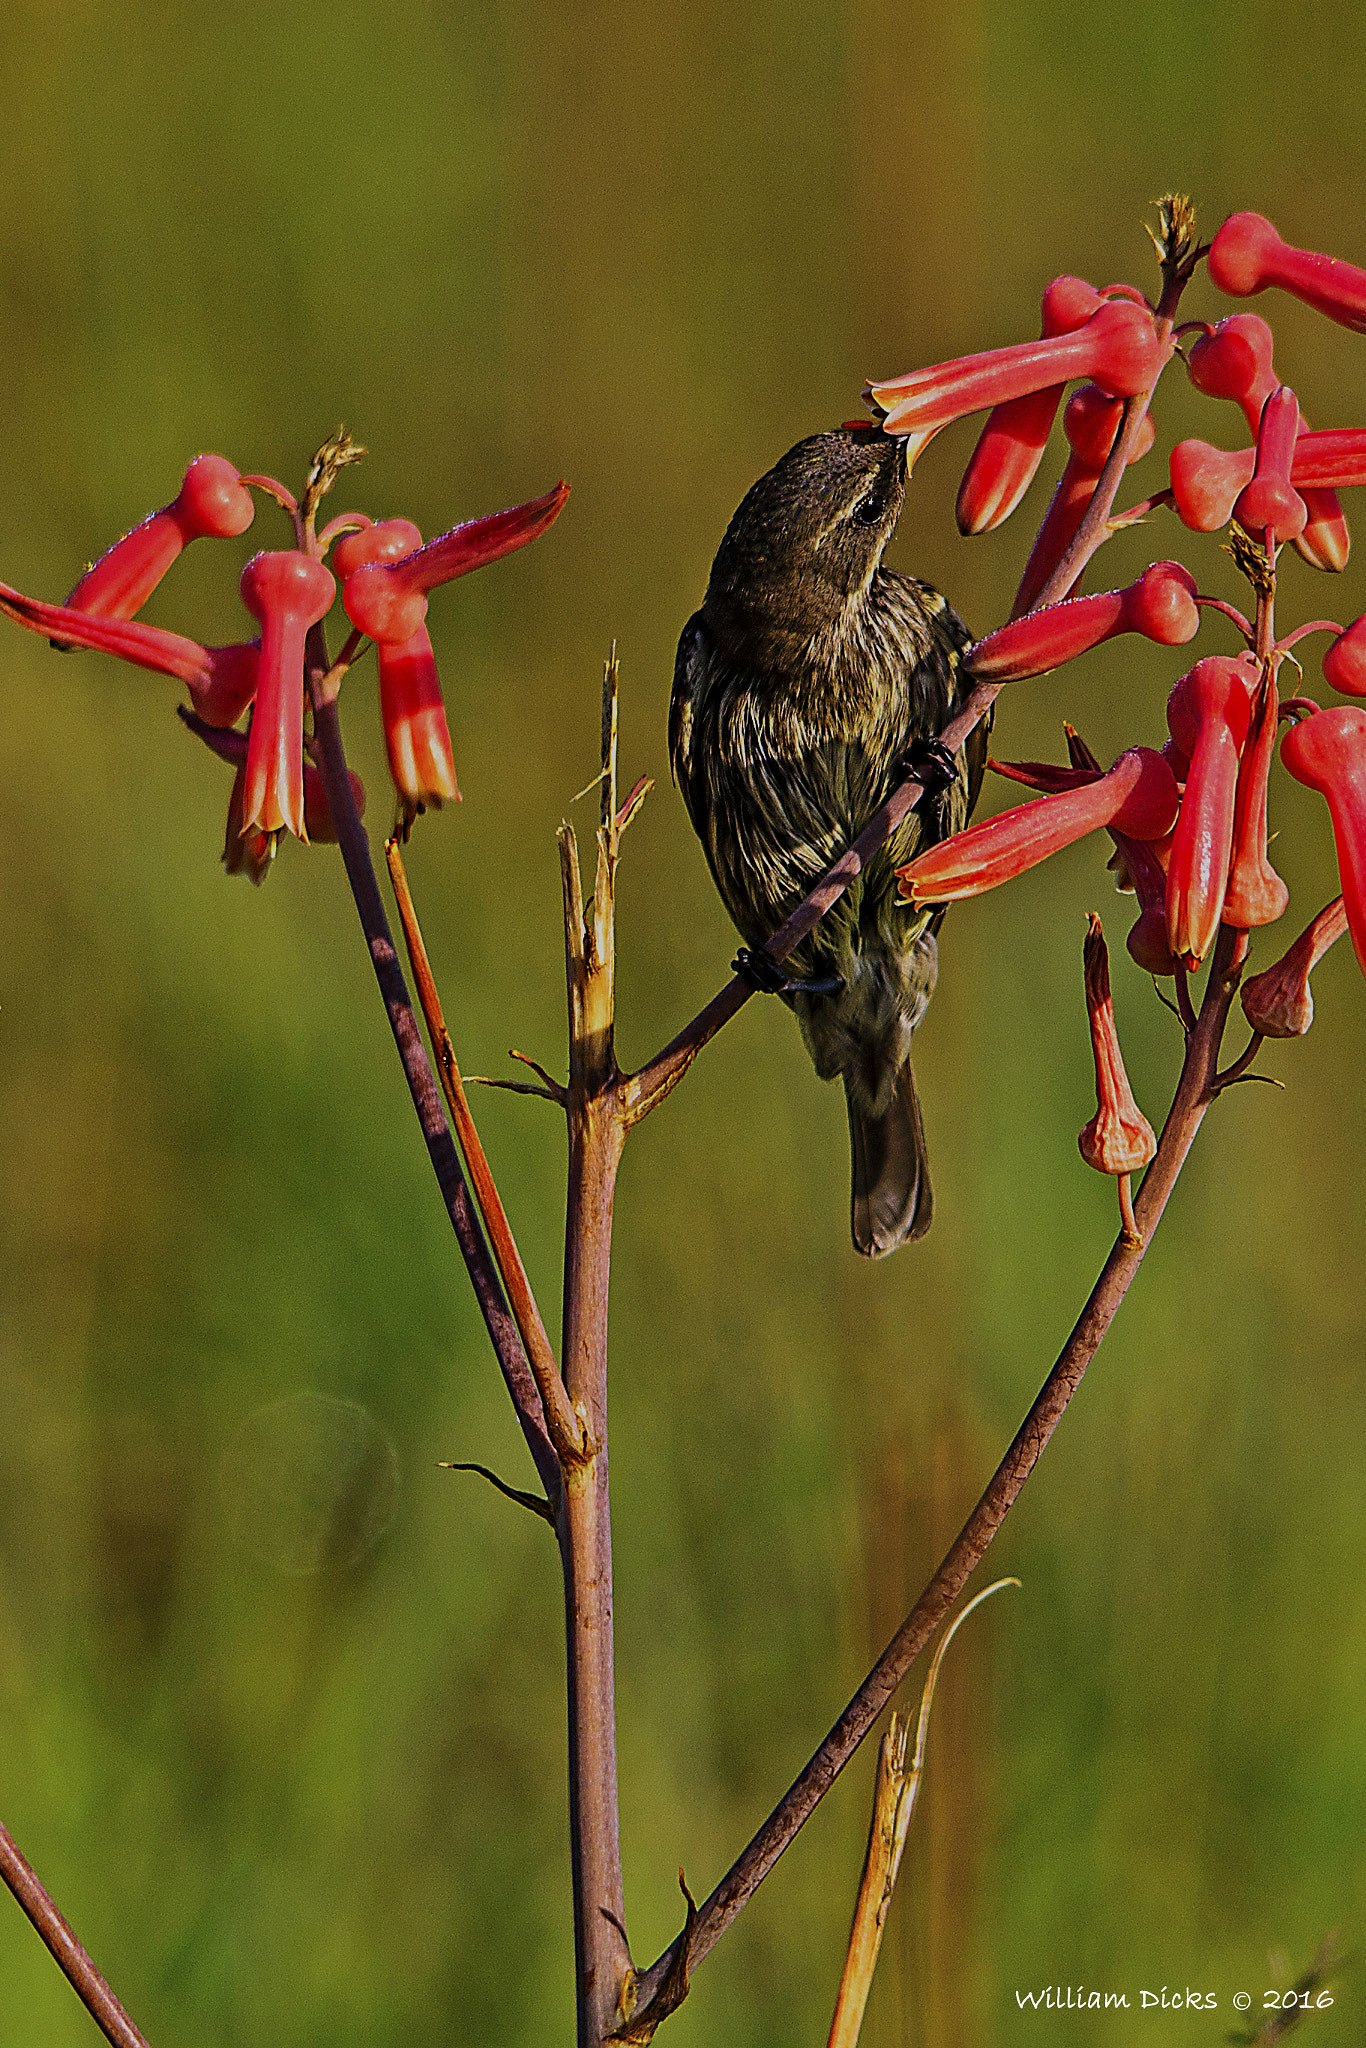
[[1187, 316, 1347, 569], [968, 561, 1198, 682], [1078, 914, 1157, 1176], [869, 300, 1168, 440], [65, 455, 256, 619], [1232, 386, 1306, 542], [1280, 707, 1366, 973], [0, 577, 259, 728], [1012, 386, 1156, 614], [333, 520, 460, 812], [1241, 897, 1349, 1036], [1164, 655, 1260, 967], [190, 716, 364, 877], [1169, 429, 1366, 533], [1322, 615, 1366, 696], [897, 746, 1178, 904], [238, 552, 336, 841], [955, 276, 1103, 535], [1222, 674, 1290, 929], [1208, 212, 1366, 334], [223, 767, 276, 886], [341, 483, 570, 646]]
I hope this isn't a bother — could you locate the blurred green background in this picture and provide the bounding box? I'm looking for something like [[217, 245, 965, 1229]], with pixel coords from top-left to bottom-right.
[[0, 1, 1363, 2042]]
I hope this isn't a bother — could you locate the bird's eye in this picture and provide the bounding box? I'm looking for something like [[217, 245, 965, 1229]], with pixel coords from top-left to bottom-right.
[[852, 486, 887, 526]]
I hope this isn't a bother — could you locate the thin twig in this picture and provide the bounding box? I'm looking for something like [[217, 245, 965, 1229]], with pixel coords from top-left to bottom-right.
[[1212, 1030, 1265, 1090], [509, 1048, 569, 1102], [438, 1461, 556, 1525], [0, 1819, 150, 2048], [629, 927, 1245, 2021], [826, 1580, 1018, 2048], [470, 1075, 564, 1103], [386, 836, 586, 1466], [305, 643, 561, 1506]]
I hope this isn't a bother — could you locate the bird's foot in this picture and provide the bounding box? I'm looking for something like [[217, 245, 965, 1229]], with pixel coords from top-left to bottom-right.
[[895, 736, 959, 796], [733, 947, 844, 999]]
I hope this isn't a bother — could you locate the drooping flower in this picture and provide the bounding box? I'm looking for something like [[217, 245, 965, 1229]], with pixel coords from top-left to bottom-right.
[[1280, 706, 1366, 973], [1241, 897, 1349, 1036], [1208, 212, 1366, 334], [64, 454, 256, 620], [341, 484, 570, 646], [238, 551, 337, 840], [967, 561, 1198, 682], [1186, 315, 1347, 569], [1222, 673, 1289, 930], [897, 746, 1178, 904], [1164, 655, 1260, 966], [199, 721, 365, 885], [1231, 386, 1306, 544], [1169, 428, 1366, 533], [955, 277, 1104, 535], [333, 519, 460, 815], [1077, 913, 1157, 1176]]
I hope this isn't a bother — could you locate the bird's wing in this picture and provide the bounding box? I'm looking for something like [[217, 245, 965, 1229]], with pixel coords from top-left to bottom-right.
[[669, 610, 710, 833]]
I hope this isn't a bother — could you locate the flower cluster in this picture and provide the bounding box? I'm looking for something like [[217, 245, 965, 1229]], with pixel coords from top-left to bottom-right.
[[0, 433, 568, 879], [869, 200, 1366, 1187]]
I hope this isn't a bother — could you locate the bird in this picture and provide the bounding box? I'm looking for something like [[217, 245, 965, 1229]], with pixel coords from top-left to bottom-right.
[[669, 421, 987, 1257]]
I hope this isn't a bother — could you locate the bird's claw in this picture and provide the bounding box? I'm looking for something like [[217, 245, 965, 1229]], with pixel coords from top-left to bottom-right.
[[897, 736, 959, 796], [733, 947, 843, 999]]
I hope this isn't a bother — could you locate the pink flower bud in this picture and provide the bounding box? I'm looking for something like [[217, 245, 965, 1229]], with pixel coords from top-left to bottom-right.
[[968, 561, 1198, 682], [1322, 615, 1366, 696], [303, 762, 367, 844], [335, 519, 460, 813], [1241, 897, 1349, 1035], [1280, 706, 1366, 974], [870, 301, 1168, 439], [897, 747, 1177, 904], [955, 277, 1104, 534], [1164, 655, 1260, 967], [1011, 386, 1156, 614], [1127, 901, 1179, 977], [1232, 387, 1306, 542], [1186, 317, 1347, 568], [341, 483, 569, 646], [1222, 675, 1290, 929], [1209, 212, 1366, 334], [65, 455, 255, 620], [1078, 914, 1157, 1176], [238, 551, 336, 840]]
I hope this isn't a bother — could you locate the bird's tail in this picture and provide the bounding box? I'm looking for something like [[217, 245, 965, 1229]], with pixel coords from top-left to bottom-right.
[[845, 1059, 933, 1257]]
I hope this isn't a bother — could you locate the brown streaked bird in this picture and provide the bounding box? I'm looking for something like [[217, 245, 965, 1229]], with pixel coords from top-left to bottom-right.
[[670, 423, 987, 1256]]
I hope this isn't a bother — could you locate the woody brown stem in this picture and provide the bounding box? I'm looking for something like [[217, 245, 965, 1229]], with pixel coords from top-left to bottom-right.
[[628, 925, 1245, 2026], [306, 653, 560, 1503], [0, 1819, 150, 2048], [559, 654, 633, 2047]]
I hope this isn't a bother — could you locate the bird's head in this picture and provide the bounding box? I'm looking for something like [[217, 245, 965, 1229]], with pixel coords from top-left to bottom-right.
[[702, 424, 908, 661]]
